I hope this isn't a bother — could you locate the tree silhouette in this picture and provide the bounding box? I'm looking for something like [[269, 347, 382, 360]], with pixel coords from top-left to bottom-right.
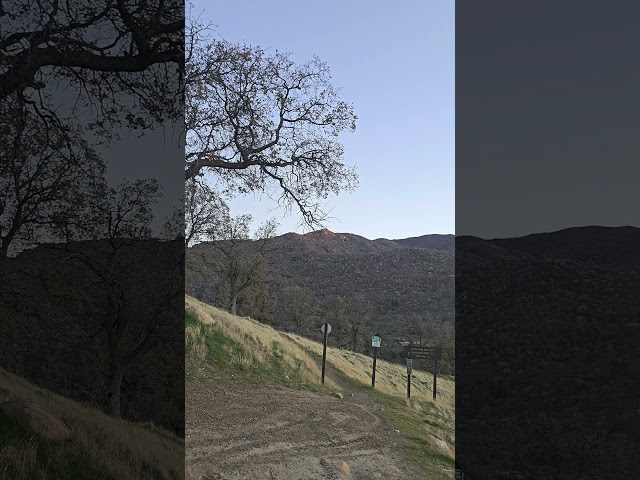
[[184, 24, 357, 227], [1, 0, 183, 137], [0, 99, 104, 259]]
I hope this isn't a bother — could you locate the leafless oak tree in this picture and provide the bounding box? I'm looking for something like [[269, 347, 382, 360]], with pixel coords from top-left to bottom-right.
[[212, 217, 278, 316], [1, 0, 184, 136], [184, 20, 358, 227], [0, 98, 104, 259], [184, 178, 228, 247], [282, 285, 316, 332]]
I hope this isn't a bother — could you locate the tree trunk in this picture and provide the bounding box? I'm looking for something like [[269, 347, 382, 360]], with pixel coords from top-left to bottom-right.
[[105, 360, 123, 418], [230, 293, 238, 316]]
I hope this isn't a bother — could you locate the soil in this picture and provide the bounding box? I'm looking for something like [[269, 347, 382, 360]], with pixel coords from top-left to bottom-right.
[[186, 365, 425, 480]]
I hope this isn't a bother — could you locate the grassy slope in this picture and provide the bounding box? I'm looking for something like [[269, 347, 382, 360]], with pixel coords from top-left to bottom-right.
[[0, 369, 184, 480], [185, 295, 340, 394], [185, 295, 455, 478]]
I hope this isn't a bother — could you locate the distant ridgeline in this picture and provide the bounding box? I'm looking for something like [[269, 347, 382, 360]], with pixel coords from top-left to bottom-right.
[[187, 229, 455, 374]]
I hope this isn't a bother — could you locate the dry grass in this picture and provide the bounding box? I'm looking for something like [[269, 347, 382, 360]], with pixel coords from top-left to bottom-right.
[[185, 295, 338, 390], [0, 368, 183, 480], [284, 333, 455, 413], [285, 332, 456, 456]]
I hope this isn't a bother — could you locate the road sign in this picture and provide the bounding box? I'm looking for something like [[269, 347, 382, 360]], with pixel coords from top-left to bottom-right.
[[402, 345, 442, 361], [320, 323, 332, 335], [403, 344, 442, 401], [371, 333, 381, 387], [406, 358, 413, 374]]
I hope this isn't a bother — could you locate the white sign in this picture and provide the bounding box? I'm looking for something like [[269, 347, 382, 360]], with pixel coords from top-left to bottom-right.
[[371, 335, 381, 348], [321, 323, 332, 335]]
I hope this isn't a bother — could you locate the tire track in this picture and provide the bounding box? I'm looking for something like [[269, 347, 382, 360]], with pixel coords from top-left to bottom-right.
[[186, 378, 420, 479]]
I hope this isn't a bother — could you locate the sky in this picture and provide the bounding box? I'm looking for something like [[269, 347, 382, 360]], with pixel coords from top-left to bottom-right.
[[196, 0, 454, 240], [101, 126, 183, 234], [456, 2, 640, 239]]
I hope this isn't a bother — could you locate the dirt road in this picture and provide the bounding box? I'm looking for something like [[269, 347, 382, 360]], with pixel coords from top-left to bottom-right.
[[186, 370, 424, 480]]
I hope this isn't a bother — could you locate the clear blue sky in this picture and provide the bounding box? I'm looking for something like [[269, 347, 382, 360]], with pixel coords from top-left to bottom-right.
[[198, 0, 454, 240]]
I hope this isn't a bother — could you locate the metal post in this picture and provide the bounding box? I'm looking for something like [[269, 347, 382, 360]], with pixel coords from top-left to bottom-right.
[[321, 323, 328, 384], [407, 372, 411, 399], [433, 358, 438, 401], [371, 347, 378, 387]]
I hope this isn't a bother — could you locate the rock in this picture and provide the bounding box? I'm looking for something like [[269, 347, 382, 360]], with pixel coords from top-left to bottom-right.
[[188, 307, 215, 325], [428, 434, 451, 455], [0, 401, 71, 441], [334, 392, 343, 399], [338, 461, 350, 477]]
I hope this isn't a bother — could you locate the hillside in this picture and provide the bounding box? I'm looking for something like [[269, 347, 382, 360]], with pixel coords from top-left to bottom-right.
[[185, 295, 455, 480], [0, 367, 183, 480], [187, 229, 454, 370], [456, 226, 640, 478]]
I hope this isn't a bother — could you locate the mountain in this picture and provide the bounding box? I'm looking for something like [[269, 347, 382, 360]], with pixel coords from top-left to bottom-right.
[[456, 226, 640, 478], [187, 229, 455, 371], [491, 225, 640, 265], [378, 233, 455, 252]]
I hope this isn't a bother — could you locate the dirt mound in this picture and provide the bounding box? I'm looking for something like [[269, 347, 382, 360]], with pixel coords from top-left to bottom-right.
[[1, 401, 71, 441]]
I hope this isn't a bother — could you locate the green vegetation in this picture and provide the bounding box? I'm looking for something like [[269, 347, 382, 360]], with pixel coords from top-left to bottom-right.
[[371, 391, 454, 477], [185, 302, 339, 396]]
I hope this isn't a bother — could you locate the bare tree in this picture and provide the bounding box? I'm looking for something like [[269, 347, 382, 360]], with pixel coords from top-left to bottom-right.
[[1, 0, 184, 137], [64, 240, 181, 418], [184, 178, 228, 247], [324, 295, 351, 348], [282, 285, 316, 332], [0, 100, 104, 259], [212, 216, 278, 315], [66, 178, 161, 241], [347, 296, 372, 352], [184, 31, 358, 227], [39, 179, 167, 418], [243, 281, 277, 325]]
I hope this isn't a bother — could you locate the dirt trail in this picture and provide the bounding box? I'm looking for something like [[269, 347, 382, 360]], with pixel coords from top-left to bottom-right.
[[186, 367, 424, 480]]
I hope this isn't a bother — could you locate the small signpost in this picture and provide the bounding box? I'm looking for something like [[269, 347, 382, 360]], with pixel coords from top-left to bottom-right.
[[320, 323, 331, 384], [406, 357, 413, 398], [371, 334, 381, 387], [402, 344, 442, 401]]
